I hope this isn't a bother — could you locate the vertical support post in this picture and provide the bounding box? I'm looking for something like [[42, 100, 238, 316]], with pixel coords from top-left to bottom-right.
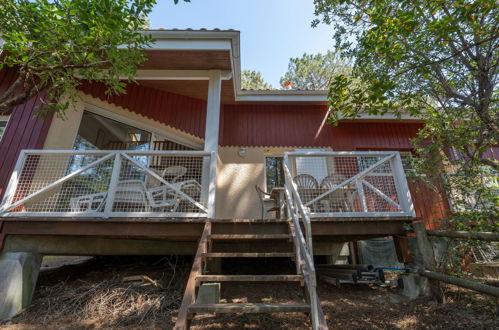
[[391, 152, 415, 216], [0, 251, 43, 321], [393, 235, 412, 263], [104, 152, 121, 216], [0, 150, 27, 212], [356, 180, 368, 212], [204, 70, 222, 219], [413, 222, 444, 302]]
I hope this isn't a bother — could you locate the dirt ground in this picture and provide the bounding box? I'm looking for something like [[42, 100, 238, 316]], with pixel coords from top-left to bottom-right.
[[1, 256, 497, 329]]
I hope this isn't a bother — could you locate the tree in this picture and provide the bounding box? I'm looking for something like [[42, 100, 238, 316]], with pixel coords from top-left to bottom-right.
[[313, 0, 498, 232], [0, 0, 187, 118], [280, 51, 350, 90], [241, 70, 272, 90]]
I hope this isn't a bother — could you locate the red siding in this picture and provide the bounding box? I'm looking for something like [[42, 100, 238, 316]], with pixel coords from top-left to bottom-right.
[[0, 68, 53, 200], [408, 181, 449, 229], [220, 104, 332, 147], [220, 105, 424, 149], [80, 82, 207, 138], [331, 122, 423, 151]]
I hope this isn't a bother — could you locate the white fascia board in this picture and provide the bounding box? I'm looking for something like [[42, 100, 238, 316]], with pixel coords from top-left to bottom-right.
[[147, 39, 232, 51], [133, 70, 232, 81], [235, 89, 329, 102], [142, 30, 240, 40], [349, 113, 424, 121], [236, 94, 329, 102], [141, 30, 238, 51]]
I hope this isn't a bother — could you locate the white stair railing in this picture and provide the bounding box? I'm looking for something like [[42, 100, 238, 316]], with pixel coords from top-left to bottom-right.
[[283, 154, 322, 329]]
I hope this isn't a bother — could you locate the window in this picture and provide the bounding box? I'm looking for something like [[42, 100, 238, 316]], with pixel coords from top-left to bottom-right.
[[73, 111, 151, 151], [295, 149, 328, 182], [0, 119, 8, 141], [265, 157, 285, 191], [358, 151, 413, 174]]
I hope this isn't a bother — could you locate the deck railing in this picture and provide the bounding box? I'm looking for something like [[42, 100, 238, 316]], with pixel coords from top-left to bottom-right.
[[0, 150, 213, 218], [284, 151, 415, 218]]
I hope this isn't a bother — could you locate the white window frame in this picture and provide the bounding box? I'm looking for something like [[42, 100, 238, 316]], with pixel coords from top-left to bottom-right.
[[0, 117, 9, 142]]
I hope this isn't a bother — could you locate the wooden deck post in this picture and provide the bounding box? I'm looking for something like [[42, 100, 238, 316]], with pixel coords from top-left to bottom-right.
[[393, 235, 412, 264], [413, 222, 444, 302]]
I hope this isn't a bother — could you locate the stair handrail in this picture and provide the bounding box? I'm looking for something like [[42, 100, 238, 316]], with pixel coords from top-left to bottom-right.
[[283, 155, 323, 329]]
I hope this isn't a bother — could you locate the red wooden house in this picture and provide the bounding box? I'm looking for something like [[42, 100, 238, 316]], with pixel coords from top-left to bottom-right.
[[0, 30, 448, 328]]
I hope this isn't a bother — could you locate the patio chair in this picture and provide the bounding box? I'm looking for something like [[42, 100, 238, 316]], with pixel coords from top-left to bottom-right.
[[319, 174, 353, 212], [69, 192, 107, 212], [255, 185, 279, 219], [161, 166, 187, 182], [293, 174, 319, 210], [69, 174, 202, 213], [149, 165, 187, 187], [111, 180, 151, 212], [116, 179, 197, 212]]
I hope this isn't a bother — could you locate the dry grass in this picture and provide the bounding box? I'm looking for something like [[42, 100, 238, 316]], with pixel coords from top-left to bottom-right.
[[5, 256, 190, 329]]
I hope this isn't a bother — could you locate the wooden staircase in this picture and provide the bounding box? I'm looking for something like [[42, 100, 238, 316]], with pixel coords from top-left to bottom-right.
[[174, 221, 328, 329]]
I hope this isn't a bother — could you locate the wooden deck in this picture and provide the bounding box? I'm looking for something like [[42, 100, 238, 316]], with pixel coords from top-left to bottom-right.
[[0, 217, 413, 238], [0, 216, 414, 255]]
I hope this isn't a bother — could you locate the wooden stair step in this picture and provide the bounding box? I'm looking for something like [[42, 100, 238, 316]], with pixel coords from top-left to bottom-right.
[[203, 252, 294, 258], [209, 234, 290, 240], [196, 275, 303, 283], [188, 302, 310, 314]]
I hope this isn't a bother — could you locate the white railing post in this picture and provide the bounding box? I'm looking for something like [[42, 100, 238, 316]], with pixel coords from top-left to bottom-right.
[[206, 151, 217, 219], [391, 152, 416, 216], [356, 179, 368, 212], [0, 150, 27, 213], [104, 152, 122, 216]]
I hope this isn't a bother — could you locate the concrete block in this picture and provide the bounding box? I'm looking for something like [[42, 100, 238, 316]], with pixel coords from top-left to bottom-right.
[[0, 252, 42, 321], [399, 273, 430, 299], [325, 242, 348, 265], [196, 283, 220, 304]]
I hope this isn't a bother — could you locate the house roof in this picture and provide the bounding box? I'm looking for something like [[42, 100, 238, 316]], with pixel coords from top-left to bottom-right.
[[136, 29, 423, 122], [140, 29, 329, 104]]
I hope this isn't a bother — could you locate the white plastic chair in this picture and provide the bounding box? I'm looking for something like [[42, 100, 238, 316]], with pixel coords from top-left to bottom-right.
[[113, 180, 151, 211], [161, 166, 187, 182], [70, 192, 107, 212]]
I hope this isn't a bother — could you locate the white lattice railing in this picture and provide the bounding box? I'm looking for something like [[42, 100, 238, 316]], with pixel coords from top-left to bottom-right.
[[284, 151, 415, 218], [0, 150, 214, 217]]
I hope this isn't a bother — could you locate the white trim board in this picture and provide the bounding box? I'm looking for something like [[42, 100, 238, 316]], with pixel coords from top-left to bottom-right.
[[132, 70, 232, 81]]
